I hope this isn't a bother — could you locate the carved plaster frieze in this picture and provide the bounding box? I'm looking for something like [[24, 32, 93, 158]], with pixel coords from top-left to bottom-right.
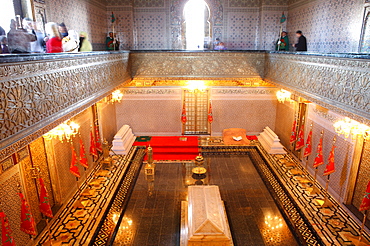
[[0, 54, 131, 159], [311, 107, 340, 124], [126, 78, 273, 87], [213, 88, 275, 95], [121, 88, 178, 94], [130, 52, 265, 78], [265, 53, 370, 126]]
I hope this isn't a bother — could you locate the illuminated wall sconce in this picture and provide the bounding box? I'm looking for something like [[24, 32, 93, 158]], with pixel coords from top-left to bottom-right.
[[43, 121, 80, 142], [276, 89, 291, 103], [185, 80, 207, 93], [333, 117, 370, 140], [111, 90, 123, 103]]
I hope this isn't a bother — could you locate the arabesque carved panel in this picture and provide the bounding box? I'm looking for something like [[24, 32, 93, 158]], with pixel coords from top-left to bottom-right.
[[130, 52, 265, 79], [0, 53, 131, 160], [265, 53, 370, 126]]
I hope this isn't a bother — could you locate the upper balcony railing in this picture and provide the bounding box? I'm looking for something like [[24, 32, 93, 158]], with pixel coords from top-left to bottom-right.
[[0, 50, 369, 160]]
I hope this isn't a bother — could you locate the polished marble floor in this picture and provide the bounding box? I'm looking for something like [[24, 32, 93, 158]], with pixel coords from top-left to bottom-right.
[[113, 155, 298, 245]]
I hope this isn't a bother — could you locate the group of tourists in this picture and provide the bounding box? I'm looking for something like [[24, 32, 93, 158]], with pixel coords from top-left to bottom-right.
[[0, 18, 93, 54]]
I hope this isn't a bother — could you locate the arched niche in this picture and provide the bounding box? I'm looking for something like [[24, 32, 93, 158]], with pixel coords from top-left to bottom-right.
[[170, 0, 223, 50], [359, 6, 370, 53], [183, 0, 211, 50]]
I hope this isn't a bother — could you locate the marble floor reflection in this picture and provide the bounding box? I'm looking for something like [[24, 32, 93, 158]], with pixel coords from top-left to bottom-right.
[[113, 155, 298, 246]]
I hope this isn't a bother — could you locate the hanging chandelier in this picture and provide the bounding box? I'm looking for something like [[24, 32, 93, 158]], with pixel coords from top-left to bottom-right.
[[333, 117, 370, 140], [43, 121, 80, 142]]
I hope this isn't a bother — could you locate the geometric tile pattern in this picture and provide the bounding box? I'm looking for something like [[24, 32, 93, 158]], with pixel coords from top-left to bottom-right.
[[0, 169, 30, 245], [38, 0, 367, 51], [107, 0, 132, 6], [91, 147, 145, 245], [46, 0, 107, 48], [134, 12, 166, 49], [248, 147, 323, 245], [226, 12, 260, 49], [134, 0, 164, 7], [35, 147, 141, 245], [229, 0, 261, 8], [263, 147, 370, 245], [287, 0, 364, 53]]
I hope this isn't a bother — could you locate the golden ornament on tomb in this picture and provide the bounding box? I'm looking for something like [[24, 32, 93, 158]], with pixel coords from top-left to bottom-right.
[[195, 154, 204, 166], [192, 167, 207, 175]]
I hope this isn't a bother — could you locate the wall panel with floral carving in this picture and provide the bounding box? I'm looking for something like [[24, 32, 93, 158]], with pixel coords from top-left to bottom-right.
[[0, 52, 131, 161], [265, 53, 370, 127]]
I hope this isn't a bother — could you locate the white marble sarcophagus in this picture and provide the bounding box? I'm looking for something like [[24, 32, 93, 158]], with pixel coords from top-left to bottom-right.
[[258, 126, 287, 154], [110, 125, 135, 155], [181, 185, 233, 246]]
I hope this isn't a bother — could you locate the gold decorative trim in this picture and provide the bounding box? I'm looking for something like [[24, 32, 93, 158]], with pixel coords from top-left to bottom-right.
[[0, 156, 14, 172]]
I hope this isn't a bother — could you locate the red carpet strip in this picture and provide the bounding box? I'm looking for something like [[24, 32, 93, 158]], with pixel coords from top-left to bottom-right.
[[133, 136, 200, 161]]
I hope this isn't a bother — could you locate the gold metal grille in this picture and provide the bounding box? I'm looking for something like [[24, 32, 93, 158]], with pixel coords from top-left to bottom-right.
[[183, 89, 210, 135]]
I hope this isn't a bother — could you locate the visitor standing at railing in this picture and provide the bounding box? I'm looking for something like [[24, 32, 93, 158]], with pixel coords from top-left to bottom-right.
[[79, 31, 92, 52], [293, 30, 307, 51], [58, 22, 69, 38], [23, 17, 45, 53], [45, 22, 62, 53]]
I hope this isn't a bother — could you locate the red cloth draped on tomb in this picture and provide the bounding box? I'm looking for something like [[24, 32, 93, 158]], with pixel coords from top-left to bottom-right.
[[181, 103, 187, 124], [303, 129, 312, 157], [79, 139, 88, 168], [0, 212, 15, 245], [208, 101, 213, 123], [313, 136, 324, 168], [295, 125, 305, 150], [289, 120, 297, 144], [360, 181, 370, 211], [323, 143, 336, 176], [19, 192, 37, 236], [38, 177, 53, 218], [89, 131, 98, 158], [70, 147, 81, 178]]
